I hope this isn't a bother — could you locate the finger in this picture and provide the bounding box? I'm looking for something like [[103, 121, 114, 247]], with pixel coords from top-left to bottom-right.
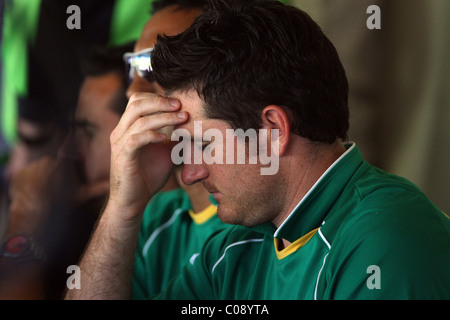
[[113, 93, 180, 138], [127, 111, 188, 137], [117, 130, 168, 160]]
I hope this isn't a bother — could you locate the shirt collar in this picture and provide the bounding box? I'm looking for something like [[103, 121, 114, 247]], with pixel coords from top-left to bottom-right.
[[188, 203, 218, 224], [252, 142, 363, 242], [276, 142, 362, 242]]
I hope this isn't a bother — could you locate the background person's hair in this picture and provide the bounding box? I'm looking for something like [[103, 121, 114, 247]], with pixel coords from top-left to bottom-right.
[[151, 0, 209, 15], [152, 0, 349, 144]]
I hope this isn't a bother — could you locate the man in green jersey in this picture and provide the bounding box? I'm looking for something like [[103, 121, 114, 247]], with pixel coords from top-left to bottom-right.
[[67, 0, 450, 300]]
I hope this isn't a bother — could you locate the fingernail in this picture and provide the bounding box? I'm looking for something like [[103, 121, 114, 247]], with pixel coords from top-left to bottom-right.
[[169, 98, 180, 108], [177, 112, 187, 119]]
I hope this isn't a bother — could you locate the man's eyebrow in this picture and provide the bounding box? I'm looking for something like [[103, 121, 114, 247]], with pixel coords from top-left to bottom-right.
[[73, 118, 98, 129], [189, 136, 206, 142], [190, 136, 215, 144]]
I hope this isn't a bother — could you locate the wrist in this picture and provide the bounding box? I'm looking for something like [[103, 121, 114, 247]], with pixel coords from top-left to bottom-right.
[[101, 200, 144, 233], [103, 196, 146, 225]]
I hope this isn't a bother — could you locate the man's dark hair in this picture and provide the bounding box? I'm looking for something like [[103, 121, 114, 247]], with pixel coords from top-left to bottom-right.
[[151, 0, 208, 15], [80, 42, 134, 115], [152, 0, 349, 144]]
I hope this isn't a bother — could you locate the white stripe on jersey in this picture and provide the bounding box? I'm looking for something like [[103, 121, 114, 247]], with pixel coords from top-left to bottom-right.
[[142, 208, 184, 258]]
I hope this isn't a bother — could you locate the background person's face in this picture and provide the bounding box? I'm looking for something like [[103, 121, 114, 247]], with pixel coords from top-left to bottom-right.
[[5, 119, 64, 184], [72, 73, 122, 184]]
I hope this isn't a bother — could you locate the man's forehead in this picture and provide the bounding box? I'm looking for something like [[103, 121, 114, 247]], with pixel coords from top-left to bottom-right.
[[135, 7, 201, 52], [134, 24, 157, 52], [170, 89, 206, 131], [170, 89, 231, 138]]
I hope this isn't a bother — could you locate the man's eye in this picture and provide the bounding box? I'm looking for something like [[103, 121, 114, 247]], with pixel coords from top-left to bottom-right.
[[193, 141, 208, 150], [76, 127, 94, 140]]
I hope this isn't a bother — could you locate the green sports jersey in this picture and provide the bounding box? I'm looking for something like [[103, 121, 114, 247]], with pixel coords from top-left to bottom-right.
[[154, 143, 450, 300], [132, 188, 230, 299]]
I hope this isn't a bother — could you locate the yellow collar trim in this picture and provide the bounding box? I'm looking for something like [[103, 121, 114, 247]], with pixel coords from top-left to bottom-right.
[[188, 204, 217, 225], [274, 228, 319, 260]]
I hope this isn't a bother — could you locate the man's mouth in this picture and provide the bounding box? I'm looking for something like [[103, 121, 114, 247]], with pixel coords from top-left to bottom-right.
[[202, 183, 221, 199], [202, 181, 216, 193]]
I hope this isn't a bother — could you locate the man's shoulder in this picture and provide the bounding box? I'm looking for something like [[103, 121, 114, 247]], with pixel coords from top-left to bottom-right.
[[318, 178, 449, 298], [333, 203, 449, 254], [334, 167, 450, 251], [353, 165, 430, 204], [321, 169, 450, 298], [324, 163, 447, 241]]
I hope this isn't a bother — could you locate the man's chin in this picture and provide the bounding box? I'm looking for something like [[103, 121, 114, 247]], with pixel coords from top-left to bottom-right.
[[216, 205, 239, 225], [216, 205, 259, 227]]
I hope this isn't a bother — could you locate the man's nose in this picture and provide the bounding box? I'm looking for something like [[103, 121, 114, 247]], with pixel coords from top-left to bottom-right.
[[181, 163, 209, 186]]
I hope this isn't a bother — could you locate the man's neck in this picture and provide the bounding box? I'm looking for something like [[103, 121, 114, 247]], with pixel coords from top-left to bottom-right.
[[273, 140, 347, 249]]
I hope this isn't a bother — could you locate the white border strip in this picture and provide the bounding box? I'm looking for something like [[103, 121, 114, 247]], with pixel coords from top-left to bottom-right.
[[318, 228, 331, 249], [314, 253, 329, 300], [314, 228, 332, 299], [142, 208, 184, 258]]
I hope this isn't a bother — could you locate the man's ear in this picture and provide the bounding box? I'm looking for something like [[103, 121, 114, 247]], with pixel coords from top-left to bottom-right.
[[260, 105, 291, 156]]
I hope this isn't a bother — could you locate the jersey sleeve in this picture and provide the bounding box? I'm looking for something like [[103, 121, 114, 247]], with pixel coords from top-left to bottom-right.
[[151, 227, 242, 300], [132, 202, 155, 299], [131, 189, 186, 299], [151, 254, 214, 300], [151, 235, 221, 300]]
